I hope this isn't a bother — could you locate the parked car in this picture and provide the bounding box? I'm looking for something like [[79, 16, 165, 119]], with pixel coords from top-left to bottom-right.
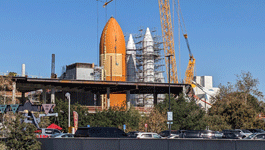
[[35, 128, 62, 138], [234, 129, 252, 137], [245, 133, 265, 140], [50, 133, 74, 138], [183, 130, 202, 139], [127, 131, 139, 138], [168, 130, 186, 139], [200, 130, 216, 139], [74, 127, 129, 138], [246, 129, 265, 134], [159, 130, 179, 137], [135, 132, 162, 139], [183, 130, 216, 139], [222, 130, 246, 139], [222, 132, 241, 139], [214, 131, 223, 139]]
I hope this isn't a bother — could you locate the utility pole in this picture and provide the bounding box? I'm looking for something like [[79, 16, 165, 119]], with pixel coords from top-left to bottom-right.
[[65, 92, 71, 133], [166, 54, 173, 136]]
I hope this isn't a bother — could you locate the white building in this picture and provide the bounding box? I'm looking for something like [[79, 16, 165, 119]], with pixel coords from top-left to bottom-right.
[[60, 63, 95, 80], [193, 76, 219, 112]]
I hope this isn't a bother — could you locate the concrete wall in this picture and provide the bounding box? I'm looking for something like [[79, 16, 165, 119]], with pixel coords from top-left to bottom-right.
[[37, 138, 265, 150], [76, 68, 94, 80], [65, 68, 76, 79]]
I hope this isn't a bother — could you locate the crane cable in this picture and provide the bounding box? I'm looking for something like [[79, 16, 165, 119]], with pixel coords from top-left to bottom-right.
[[175, 2, 193, 58], [97, 0, 99, 66]]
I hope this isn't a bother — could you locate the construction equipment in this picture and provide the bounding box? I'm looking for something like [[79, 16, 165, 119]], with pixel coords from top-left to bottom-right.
[[192, 81, 216, 101], [159, 0, 196, 87], [192, 81, 216, 112], [158, 0, 178, 84], [183, 34, 195, 87]]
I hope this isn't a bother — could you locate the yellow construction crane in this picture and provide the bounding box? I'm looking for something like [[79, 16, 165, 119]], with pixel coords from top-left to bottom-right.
[[183, 34, 195, 87], [159, 0, 195, 86], [158, 0, 178, 84]]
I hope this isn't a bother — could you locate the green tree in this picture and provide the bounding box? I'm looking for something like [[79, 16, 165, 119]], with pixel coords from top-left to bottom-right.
[[87, 106, 141, 132], [49, 99, 90, 132], [5, 113, 41, 150], [236, 71, 263, 104], [50, 99, 141, 132], [0, 75, 13, 104], [156, 93, 207, 130], [138, 107, 167, 133], [37, 113, 51, 128], [208, 96, 260, 129], [207, 71, 265, 130], [205, 115, 231, 131]]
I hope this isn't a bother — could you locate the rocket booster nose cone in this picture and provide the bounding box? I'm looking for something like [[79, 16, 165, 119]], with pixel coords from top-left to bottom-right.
[[143, 27, 153, 42], [127, 34, 136, 53], [129, 34, 134, 43]]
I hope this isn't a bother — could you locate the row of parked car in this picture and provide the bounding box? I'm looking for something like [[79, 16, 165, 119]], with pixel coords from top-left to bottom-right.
[[158, 129, 265, 139], [35, 127, 265, 140]]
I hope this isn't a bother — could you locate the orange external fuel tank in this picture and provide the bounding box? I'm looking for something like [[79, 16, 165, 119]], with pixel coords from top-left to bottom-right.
[[100, 17, 126, 107]]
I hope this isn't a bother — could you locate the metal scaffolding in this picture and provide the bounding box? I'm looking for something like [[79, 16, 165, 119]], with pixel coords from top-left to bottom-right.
[[126, 27, 165, 107]]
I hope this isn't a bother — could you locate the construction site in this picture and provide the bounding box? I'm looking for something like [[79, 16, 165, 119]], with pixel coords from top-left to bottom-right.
[[2, 0, 219, 113]]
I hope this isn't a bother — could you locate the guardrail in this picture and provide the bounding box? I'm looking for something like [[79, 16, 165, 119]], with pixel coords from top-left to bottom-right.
[[37, 138, 265, 150]]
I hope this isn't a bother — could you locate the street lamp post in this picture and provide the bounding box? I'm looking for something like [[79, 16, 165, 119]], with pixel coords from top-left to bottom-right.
[[65, 92, 71, 133], [166, 54, 173, 136]]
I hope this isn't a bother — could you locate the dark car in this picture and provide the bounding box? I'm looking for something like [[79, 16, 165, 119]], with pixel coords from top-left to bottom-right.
[[74, 127, 129, 138], [222, 130, 246, 139], [159, 130, 179, 137], [222, 132, 241, 139], [183, 130, 215, 139], [127, 131, 139, 138], [200, 130, 216, 139], [214, 131, 223, 139], [183, 130, 202, 138], [246, 129, 265, 134], [167, 130, 186, 138]]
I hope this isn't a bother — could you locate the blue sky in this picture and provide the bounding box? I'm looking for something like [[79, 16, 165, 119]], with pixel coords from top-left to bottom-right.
[[0, 0, 264, 96]]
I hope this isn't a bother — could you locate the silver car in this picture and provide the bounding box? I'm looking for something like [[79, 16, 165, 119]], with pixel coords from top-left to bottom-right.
[[245, 133, 265, 140], [135, 132, 162, 139], [50, 133, 74, 138], [234, 129, 252, 137]]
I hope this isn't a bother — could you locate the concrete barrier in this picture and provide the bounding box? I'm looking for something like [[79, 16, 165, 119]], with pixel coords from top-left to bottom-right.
[[37, 138, 265, 150], [236, 140, 265, 150]]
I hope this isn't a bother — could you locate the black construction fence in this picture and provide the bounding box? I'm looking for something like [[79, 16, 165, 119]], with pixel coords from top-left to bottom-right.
[[37, 138, 265, 150]]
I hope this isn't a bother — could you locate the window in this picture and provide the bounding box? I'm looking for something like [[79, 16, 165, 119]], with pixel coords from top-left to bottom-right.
[[54, 130, 61, 134], [153, 134, 161, 138], [76, 129, 89, 137], [226, 133, 235, 138], [45, 129, 53, 134], [67, 134, 74, 137], [142, 134, 152, 138], [256, 134, 265, 139], [242, 130, 251, 133]]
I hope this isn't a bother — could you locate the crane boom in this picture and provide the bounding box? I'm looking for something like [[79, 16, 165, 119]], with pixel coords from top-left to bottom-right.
[[183, 34, 195, 87], [158, 0, 178, 84], [103, 0, 113, 8]]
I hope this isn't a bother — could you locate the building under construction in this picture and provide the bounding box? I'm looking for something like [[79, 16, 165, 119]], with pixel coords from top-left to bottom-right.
[[126, 27, 165, 107]]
